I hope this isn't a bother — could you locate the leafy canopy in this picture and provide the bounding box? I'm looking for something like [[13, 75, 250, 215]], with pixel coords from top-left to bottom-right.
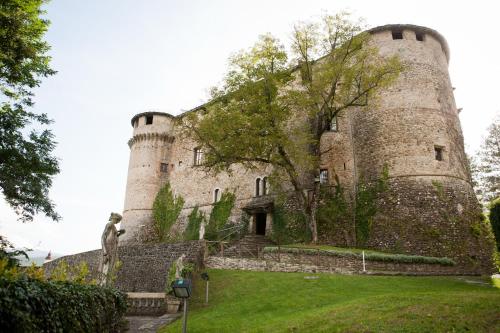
[[181, 12, 402, 243], [0, 0, 59, 222]]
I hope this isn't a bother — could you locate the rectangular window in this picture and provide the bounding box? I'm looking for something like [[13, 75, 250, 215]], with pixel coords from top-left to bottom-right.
[[194, 148, 203, 166], [434, 146, 443, 161], [319, 169, 329, 184], [160, 163, 168, 173], [416, 32, 424, 41], [329, 116, 338, 132], [145, 115, 153, 125], [392, 31, 403, 40]]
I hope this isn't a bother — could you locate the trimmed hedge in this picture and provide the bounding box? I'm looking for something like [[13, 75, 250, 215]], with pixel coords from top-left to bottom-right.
[[0, 275, 127, 332], [263, 246, 456, 266]]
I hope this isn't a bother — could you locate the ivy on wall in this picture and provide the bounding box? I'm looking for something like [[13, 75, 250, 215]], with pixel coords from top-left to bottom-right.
[[272, 201, 310, 244], [152, 182, 185, 242], [355, 164, 389, 246], [205, 191, 236, 241], [184, 206, 206, 241]]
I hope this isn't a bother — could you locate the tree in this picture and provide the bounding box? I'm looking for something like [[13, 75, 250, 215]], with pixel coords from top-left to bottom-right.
[[181, 12, 402, 243], [0, 0, 59, 222], [489, 198, 500, 252], [152, 183, 184, 242], [472, 114, 500, 203]]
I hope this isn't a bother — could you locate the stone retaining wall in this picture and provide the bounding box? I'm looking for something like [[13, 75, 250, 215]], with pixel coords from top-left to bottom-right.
[[206, 251, 460, 275], [44, 241, 206, 292]]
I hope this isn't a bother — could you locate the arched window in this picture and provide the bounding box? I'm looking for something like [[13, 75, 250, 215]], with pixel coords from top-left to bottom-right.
[[255, 178, 261, 197], [262, 177, 268, 195], [214, 188, 220, 203], [194, 147, 203, 166]]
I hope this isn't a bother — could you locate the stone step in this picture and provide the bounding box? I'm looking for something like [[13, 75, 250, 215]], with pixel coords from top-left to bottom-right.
[[126, 293, 182, 316], [222, 235, 275, 258]]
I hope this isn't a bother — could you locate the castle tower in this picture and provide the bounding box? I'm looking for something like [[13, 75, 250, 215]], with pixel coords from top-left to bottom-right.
[[352, 25, 493, 272], [119, 111, 175, 244]]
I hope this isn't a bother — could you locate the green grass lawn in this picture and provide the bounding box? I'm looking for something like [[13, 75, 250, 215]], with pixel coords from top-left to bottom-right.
[[160, 270, 500, 333]]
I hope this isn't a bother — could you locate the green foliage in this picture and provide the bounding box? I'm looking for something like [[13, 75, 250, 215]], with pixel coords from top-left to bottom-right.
[[271, 203, 310, 244], [0, 235, 29, 269], [0, 275, 127, 332], [0, 0, 60, 222], [317, 181, 350, 238], [165, 262, 177, 294], [263, 246, 456, 266], [153, 183, 185, 242], [471, 115, 500, 203], [180, 12, 402, 244], [184, 206, 205, 240], [0, 254, 126, 332], [355, 165, 389, 246], [205, 191, 236, 241], [489, 198, 500, 251]]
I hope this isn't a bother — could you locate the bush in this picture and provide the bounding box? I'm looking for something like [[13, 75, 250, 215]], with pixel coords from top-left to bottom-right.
[[262, 246, 456, 266], [489, 198, 500, 251], [184, 206, 205, 240], [205, 191, 235, 241], [0, 275, 127, 332], [153, 182, 185, 242]]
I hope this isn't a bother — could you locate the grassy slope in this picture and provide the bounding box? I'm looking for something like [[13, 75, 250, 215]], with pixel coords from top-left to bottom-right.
[[160, 270, 500, 333]]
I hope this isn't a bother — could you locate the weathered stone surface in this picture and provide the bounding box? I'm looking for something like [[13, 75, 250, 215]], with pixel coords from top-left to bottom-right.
[[117, 24, 495, 274], [44, 241, 206, 292]]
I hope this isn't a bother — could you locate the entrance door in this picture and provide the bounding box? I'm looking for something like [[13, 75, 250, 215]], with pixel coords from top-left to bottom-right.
[[255, 213, 267, 235]]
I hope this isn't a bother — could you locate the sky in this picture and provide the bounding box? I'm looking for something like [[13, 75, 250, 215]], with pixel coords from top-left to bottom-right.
[[1, 0, 499, 255]]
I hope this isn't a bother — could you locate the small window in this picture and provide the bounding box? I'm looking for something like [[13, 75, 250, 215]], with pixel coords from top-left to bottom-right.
[[392, 31, 403, 40], [214, 189, 220, 203], [416, 32, 424, 42], [145, 115, 153, 125], [160, 163, 168, 173], [319, 169, 329, 184], [255, 178, 261, 196], [329, 116, 338, 132], [193, 148, 203, 166], [262, 177, 269, 195], [434, 146, 443, 161]]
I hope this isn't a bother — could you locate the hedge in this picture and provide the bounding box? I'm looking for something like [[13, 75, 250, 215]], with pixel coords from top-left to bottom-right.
[[263, 246, 456, 266], [0, 275, 127, 333]]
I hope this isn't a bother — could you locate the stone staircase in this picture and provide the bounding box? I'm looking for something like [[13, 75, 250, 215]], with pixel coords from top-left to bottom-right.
[[221, 235, 275, 258]]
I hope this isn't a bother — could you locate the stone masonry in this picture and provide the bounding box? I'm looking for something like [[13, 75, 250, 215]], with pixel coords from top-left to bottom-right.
[[118, 24, 495, 274]]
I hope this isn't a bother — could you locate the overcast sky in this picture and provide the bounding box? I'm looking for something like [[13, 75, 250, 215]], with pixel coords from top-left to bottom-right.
[[1, 0, 499, 255]]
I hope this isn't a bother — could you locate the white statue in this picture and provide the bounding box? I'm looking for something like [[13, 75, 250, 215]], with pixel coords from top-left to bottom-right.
[[199, 220, 206, 240], [175, 254, 186, 279], [99, 212, 125, 286]]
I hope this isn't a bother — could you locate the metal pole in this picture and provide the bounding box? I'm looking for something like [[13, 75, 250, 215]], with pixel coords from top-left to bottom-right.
[[182, 298, 188, 333], [205, 281, 209, 305], [362, 251, 366, 272]]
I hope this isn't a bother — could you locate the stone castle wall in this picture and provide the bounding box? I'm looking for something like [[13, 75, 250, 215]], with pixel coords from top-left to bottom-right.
[[44, 241, 206, 292], [117, 24, 495, 273]]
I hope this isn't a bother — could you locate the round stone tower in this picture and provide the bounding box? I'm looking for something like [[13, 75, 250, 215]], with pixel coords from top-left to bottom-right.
[[119, 111, 175, 244], [352, 24, 494, 273]]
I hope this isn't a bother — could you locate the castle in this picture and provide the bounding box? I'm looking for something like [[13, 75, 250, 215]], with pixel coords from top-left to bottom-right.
[[118, 24, 494, 273]]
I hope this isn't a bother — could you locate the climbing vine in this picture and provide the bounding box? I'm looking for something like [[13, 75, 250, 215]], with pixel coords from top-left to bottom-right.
[[152, 182, 185, 242], [205, 191, 236, 241], [184, 206, 206, 240], [355, 164, 389, 246]]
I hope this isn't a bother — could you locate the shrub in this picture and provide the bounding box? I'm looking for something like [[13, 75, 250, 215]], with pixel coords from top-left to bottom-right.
[[262, 246, 455, 266], [489, 198, 500, 251], [153, 182, 185, 242], [184, 206, 205, 240], [205, 191, 235, 241], [0, 274, 127, 332]]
